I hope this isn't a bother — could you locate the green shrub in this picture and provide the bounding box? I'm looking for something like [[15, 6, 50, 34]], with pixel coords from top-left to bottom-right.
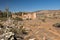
[[41, 19, 45, 22], [14, 17, 23, 21]]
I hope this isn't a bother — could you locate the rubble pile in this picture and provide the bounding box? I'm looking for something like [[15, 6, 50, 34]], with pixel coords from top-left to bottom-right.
[[0, 18, 33, 40]]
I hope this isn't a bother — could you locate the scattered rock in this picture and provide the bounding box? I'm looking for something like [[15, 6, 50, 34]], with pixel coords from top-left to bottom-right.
[[53, 23, 60, 28]]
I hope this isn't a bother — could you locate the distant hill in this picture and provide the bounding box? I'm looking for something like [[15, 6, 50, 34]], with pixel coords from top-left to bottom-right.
[[35, 10, 60, 14]]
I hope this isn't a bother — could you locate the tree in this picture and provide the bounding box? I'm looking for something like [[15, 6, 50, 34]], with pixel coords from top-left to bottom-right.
[[0, 10, 3, 17], [2, 12, 7, 17]]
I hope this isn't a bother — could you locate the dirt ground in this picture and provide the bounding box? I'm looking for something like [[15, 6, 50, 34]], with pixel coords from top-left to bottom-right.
[[23, 18, 60, 40]]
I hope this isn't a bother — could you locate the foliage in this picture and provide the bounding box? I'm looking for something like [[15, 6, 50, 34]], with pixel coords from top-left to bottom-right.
[[0, 17, 7, 21], [14, 17, 23, 21], [0, 10, 12, 18], [2, 12, 7, 17], [15, 12, 22, 16], [26, 18, 32, 20], [41, 19, 46, 22], [0, 10, 3, 17]]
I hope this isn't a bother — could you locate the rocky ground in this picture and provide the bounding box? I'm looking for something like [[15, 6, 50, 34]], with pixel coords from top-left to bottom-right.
[[0, 18, 60, 40], [23, 18, 60, 40]]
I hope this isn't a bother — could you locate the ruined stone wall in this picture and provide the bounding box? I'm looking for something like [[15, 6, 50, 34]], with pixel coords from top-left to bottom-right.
[[22, 12, 36, 20], [31, 13, 36, 20], [12, 12, 36, 20], [12, 14, 17, 18]]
